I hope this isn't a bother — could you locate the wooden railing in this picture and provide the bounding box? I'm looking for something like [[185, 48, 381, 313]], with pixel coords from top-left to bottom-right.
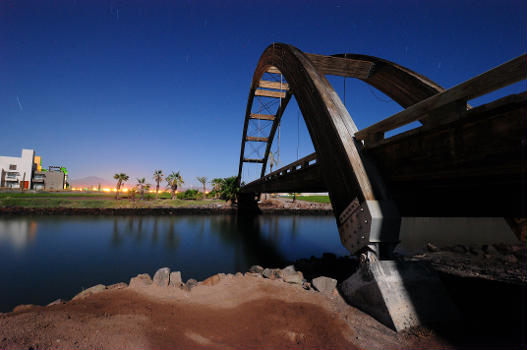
[[355, 54, 527, 146]]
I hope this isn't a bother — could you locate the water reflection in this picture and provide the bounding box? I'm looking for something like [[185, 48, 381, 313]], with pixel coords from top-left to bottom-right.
[[0, 219, 38, 250]]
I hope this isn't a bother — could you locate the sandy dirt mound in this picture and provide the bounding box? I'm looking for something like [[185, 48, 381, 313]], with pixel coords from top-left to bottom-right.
[[0, 275, 446, 349]]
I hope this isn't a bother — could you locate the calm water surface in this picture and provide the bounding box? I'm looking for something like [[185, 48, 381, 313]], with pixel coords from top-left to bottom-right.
[[0, 215, 346, 311], [0, 215, 518, 312]]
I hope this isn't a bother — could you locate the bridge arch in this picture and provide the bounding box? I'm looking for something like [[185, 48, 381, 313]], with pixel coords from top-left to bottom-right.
[[237, 43, 445, 254]]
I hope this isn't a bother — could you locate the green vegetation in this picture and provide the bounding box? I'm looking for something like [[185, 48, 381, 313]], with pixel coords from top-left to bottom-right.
[[166, 171, 184, 200], [0, 192, 222, 209], [113, 173, 130, 199], [196, 176, 207, 195], [286, 195, 330, 203], [153, 170, 164, 199], [214, 176, 240, 202]]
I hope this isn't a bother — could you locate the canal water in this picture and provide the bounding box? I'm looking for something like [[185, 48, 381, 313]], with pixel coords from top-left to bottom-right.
[[0, 215, 518, 312]]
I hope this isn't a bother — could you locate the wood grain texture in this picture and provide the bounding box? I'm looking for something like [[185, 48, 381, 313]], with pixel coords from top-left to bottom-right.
[[254, 89, 286, 98], [258, 80, 289, 90]]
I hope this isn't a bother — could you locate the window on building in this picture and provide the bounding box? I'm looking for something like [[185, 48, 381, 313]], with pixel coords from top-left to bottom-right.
[[9, 164, 16, 170], [6, 172, 17, 179]]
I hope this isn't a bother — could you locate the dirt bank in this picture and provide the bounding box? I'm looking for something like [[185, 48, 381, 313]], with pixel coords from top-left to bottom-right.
[[0, 274, 449, 350]]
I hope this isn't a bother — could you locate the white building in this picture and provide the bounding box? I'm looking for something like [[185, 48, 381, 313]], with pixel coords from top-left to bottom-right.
[[0, 149, 36, 189]]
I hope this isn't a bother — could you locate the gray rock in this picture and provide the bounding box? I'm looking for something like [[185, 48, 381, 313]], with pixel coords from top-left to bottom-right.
[[312, 276, 337, 294], [107, 282, 128, 290], [47, 299, 64, 306], [451, 245, 468, 254], [72, 284, 106, 300], [129, 273, 153, 288], [262, 268, 274, 279], [278, 265, 296, 279], [185, 278, 198, 291], [283, 271, 304, 284], [503, 254, 518, 264], [427, 243, 439, 252], [249, 265, 264, 273], [484, 244, 499, 255], [153, 267, 171, 287], [169, 271, 183, 287]]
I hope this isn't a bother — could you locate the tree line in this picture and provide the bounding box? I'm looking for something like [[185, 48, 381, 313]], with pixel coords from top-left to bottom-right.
[[112, 171, 238, 202]]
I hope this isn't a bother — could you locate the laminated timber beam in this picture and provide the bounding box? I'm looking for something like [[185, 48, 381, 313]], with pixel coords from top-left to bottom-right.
[[243, 158, 264, 163], [258, 80, 289, 90], [249, 113, 275, 121], [246, 136, 269, 142], [254, 89, 286, 98], [266, 66, 281, 74]]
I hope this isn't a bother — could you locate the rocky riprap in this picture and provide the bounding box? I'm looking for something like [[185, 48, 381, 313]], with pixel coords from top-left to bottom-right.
[[402, 242, 526, 284], [9, 264, 341, 312]]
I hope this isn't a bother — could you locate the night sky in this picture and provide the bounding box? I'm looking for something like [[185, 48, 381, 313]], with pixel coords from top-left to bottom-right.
[[1, 0, 525, 187]]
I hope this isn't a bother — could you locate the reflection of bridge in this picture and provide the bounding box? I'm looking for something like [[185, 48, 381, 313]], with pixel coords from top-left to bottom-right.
[[237, 43, 525, 330]]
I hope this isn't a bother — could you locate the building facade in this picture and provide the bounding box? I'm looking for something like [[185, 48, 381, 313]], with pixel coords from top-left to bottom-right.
[[0, 149, 66, 190], [0, 149, 36, 189]]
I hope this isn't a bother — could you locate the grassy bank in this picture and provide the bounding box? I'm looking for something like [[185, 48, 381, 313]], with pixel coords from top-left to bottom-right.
[[0, 192, 222, 209], [286, 195, 330, 204]]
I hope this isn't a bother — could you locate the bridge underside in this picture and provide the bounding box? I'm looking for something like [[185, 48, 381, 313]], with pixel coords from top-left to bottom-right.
[[242, 91, 525, 218]]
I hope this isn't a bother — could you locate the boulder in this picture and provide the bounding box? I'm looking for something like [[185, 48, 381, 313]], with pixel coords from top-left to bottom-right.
[[235, 272, 243, 277], [185, 278, 198, 291], [503, 254, 518, 264], [47, 299, 64, 306], [202, 274, 222, 286], [427, 243, 439, 252], [107, 282, 128, 290], [169, 271, 183, 287], [129, 273, 153, 288], [283, 271, 304, 284], [278, 265, 296, 279], [312, 276, 337, 294], [249, 265, 264, 273], [262, 268, 279, 279], [72, 284, 106, 300], [153, 267, 171, 287]]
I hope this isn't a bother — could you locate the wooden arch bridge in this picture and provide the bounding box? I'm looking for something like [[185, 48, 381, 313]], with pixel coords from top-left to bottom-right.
[[237, 43, 525, 257], [236, 44, 525, 330]]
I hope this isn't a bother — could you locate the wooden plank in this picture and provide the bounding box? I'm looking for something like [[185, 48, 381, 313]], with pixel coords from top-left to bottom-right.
[[259, 80, 289, 91], [246, 136, 269, 142], [255, 89, 286, 98], [243, 158, 264, 163], [259, 92, 293, 178], [304, 53, 374, 79], [355, 54, 527, 141], [249, 113, 275, 121], [266, 66, 281, 74]]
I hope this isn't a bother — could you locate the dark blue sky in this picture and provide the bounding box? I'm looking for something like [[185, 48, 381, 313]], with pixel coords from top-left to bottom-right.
[[1, 0, 525, 187]]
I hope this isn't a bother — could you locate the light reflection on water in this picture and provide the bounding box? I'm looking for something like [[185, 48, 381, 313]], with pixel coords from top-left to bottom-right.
[[0, 215, 346, 312], [0, 215, 518, 312]]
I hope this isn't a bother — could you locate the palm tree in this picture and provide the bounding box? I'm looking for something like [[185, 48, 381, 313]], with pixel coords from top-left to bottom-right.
[[113, 173, 129, 199], [166, 171, 184, 200], [196, 176, 207, 197], [136, 178, 150, 201], [153, 170, 164, 199], [210, 178, 222, 199], [129, 186, 137, 202]]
